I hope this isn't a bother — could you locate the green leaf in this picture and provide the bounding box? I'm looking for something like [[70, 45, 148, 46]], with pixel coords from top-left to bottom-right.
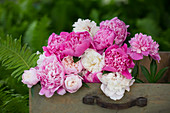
[[0, 36, 39, 81], [82, 82, 89, 88], [102, 71, 112, 75], [140, 65, 152, 83], [73, 56, 81, 63], [135, 78, 144, 83], [154, 67, 168, 82], [132, 62, 138, 78], [150, 59, 157, 78]]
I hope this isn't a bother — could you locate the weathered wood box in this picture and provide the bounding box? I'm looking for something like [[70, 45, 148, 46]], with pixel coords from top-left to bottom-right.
[[29, 52, 170, 113]]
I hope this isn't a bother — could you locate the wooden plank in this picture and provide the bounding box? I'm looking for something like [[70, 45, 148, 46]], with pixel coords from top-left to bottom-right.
[[30, 83, 170, 113]]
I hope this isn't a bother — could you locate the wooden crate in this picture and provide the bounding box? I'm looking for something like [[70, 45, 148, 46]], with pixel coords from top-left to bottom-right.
[[29, 52, 170, 113]]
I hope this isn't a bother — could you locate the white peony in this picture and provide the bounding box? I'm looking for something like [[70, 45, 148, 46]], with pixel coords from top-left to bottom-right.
[[37, 52, 47, 66], [99, 70, 135, 101], [72, 18, 99, 37], [81, 49, 105, 73]]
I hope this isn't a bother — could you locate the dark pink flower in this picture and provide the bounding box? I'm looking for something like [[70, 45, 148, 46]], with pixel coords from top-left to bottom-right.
[[43, 32, 69, 59], [128, 33, 161, 62], [103, 44, 135, 79], [82, 71, 101, 83], [43, 31, 93, 59], [93, 29, 115, 50], [63, 31, 93, 57]]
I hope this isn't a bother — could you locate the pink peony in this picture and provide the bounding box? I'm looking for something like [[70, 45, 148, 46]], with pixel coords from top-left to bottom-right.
[[103, 44, 135, 79], [43, 31, 93, 59], [43, 32, 69, 59], [37, 54, 65, 98], [82, 71, 101, 83], [100, 17, 129, 45], [22, 68, 39, 88], [63, 31, 93, 57], [64, 74, 82, 93], [62, 56, 83, 74], [93, 29, 115, 50], [128, 33, 161, 62]]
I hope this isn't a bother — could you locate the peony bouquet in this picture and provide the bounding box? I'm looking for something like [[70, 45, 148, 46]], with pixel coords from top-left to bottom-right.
[[22, 17, 160, 100]]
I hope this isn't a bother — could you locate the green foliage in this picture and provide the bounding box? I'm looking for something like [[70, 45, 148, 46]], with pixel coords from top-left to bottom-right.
[[0, 86, 28, 113], [140, 65, 152, 82], [102, 71, 112, 75], [24, 16, 50, 52], [135, 78, 144, 83], [154, 67, 169, 83], [140, 59, 168, 83], [132, 62, 138, 78], [0, 36, 39, 81], [150, 59, 157, 78], [73, 56, 81, 63]]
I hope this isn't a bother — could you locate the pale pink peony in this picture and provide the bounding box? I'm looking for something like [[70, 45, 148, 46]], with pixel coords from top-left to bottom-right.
[[37, 54, 65, 98], [22, 68, 39, 88], [128, 33, 161, 62], [62, 56, 83, 74], [82, 71, 101, 83], [64, 74, 82, 93], [93, 29, 115, 50], [43, 31, 93, 59], [103, 44, 135, 79], [100, 17, 129, 45]]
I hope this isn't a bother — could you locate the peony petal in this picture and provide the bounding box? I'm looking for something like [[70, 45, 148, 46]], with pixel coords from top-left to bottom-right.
[[74, 41, 90, 57], [39, 88, 46, 95], [57, 87, 66, 95], [129, 52, 143, 60], [121, 43, 127, 52], [150, 53, 161, 63], [43, 46, 51, 57], [102, 66, 116, 72], [110, 93, 124, 101], [83, 72, 101, 83], [142, 51, 149, 56], [27, 84, 32, 88], [122, 69, 132, 79], [62, 49, 74, 57], [45, 91, 54, 98]]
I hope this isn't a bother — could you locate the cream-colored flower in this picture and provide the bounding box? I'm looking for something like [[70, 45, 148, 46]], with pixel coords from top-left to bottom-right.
[[37, 52, 47, 66], [81, 49, 105, 73], [100, 70, 135, 101], [72, 18, 99, 37]]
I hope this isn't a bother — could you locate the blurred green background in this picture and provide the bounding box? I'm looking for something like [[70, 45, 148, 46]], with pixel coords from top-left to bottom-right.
[[0, 0, 170, 112]]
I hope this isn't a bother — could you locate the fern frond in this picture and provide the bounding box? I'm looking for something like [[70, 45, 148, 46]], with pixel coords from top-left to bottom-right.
[[0, 86, 28, 113], [0, 35, 39, 81]]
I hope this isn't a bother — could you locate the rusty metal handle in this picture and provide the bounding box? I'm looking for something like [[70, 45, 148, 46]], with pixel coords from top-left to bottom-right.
[[82, 95, 147, 110]]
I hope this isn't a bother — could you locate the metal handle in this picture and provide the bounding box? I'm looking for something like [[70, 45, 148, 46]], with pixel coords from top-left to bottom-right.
[[82, 95, 147, 110]]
